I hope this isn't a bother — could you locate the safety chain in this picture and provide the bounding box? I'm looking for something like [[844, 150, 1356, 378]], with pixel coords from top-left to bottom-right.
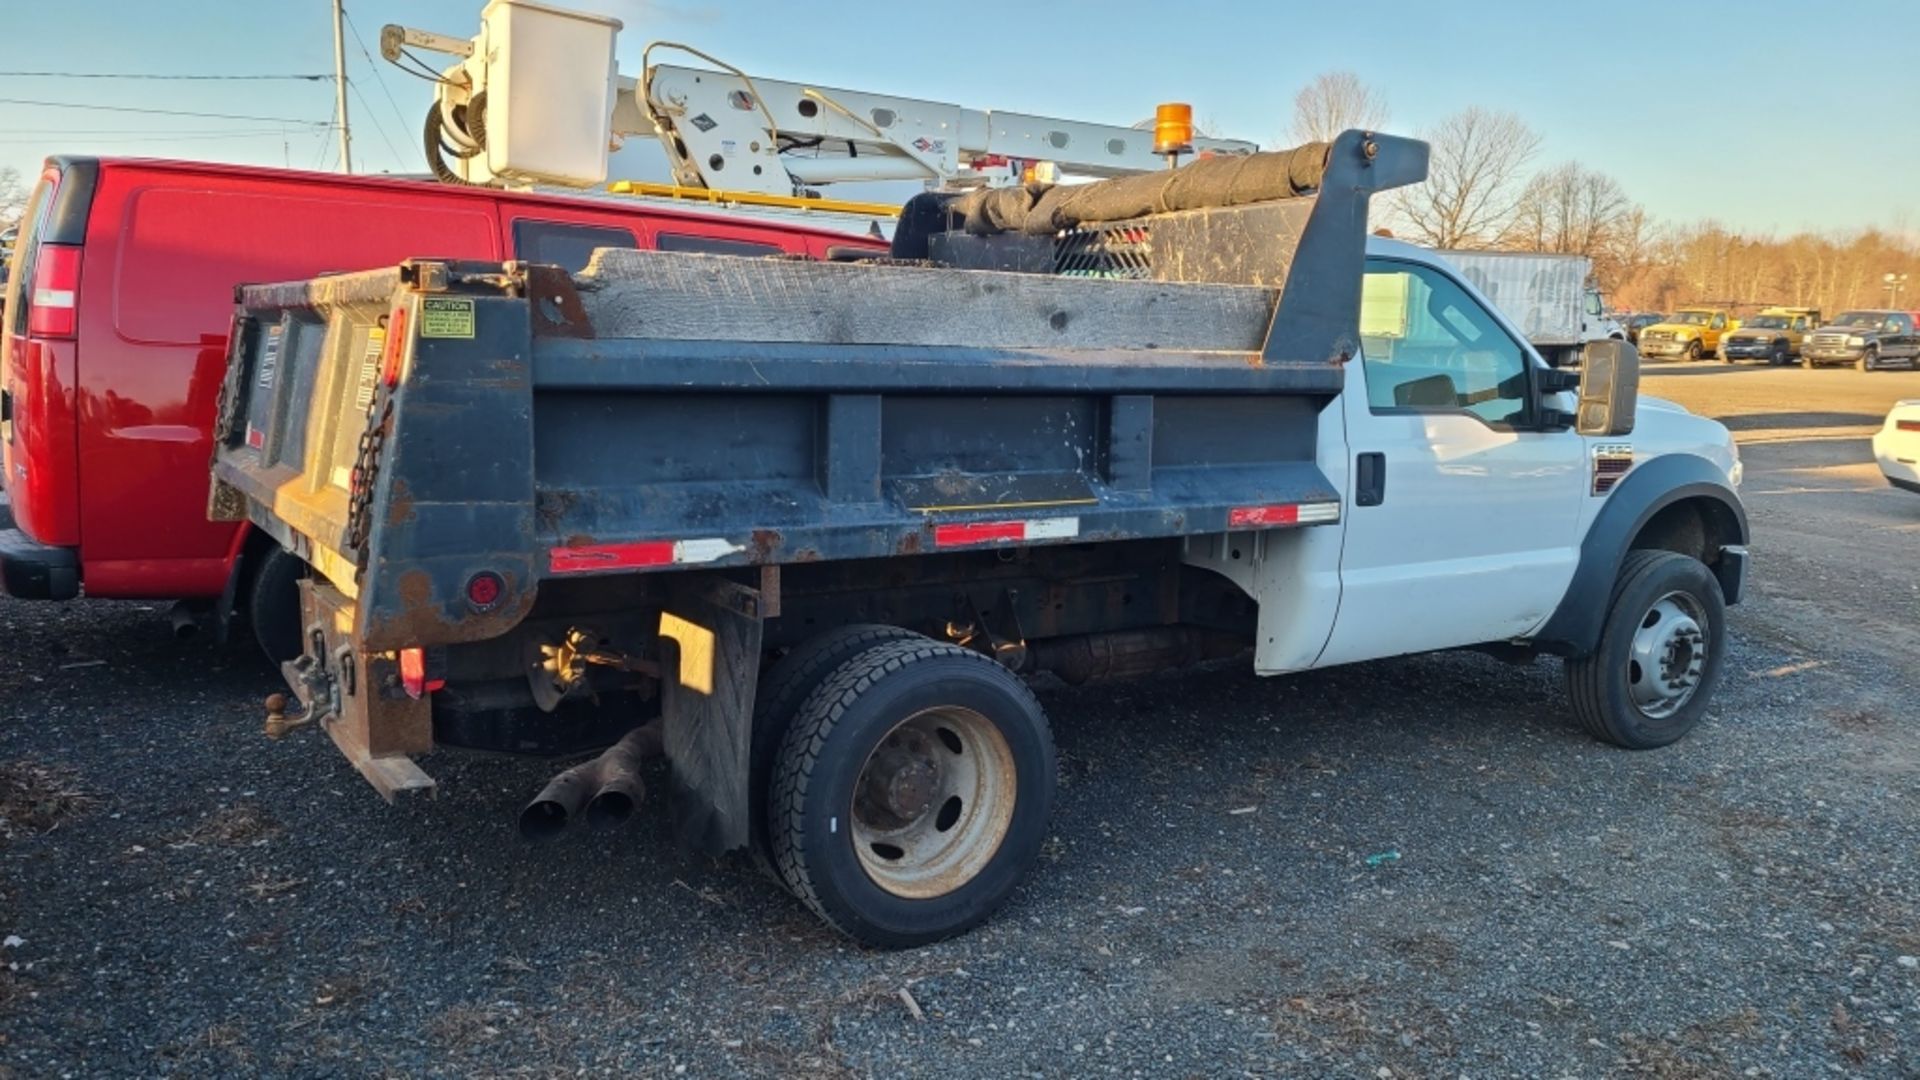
[[343, 392, 394, 579]]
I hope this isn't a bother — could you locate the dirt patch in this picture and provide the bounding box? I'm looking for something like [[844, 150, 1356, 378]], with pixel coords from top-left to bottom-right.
[[0, 760, 96, 845], [1614, 1007, 1762, 1077]]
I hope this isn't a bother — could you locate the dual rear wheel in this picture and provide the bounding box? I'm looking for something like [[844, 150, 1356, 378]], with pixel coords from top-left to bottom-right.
[[754, 632, 1056, 948]]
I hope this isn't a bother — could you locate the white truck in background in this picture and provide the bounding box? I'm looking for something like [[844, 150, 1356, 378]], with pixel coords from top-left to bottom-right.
[[1439, 251, 1624, 367]]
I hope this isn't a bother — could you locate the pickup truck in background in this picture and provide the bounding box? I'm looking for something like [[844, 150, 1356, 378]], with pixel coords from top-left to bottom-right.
[[0, 157, 884, 659], [1720, 307, 1821, 365], [210, 132, 1748, 948], [1435, 250, 1624, 367], [1636, 307, 1739, 361], [1802, 310, 1920, 370]]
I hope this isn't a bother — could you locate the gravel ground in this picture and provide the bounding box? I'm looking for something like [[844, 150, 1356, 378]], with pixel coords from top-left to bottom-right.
[[2, 365, 1917, 1078]]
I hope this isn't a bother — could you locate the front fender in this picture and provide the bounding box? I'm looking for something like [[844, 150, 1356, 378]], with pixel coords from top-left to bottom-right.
[[1533, 453, 1748, 657]]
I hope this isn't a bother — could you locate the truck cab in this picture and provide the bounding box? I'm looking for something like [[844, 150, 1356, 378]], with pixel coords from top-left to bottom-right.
[[1637, 307, 1738, 361]]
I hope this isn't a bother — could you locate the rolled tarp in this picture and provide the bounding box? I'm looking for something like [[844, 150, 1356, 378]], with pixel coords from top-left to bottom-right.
[[947, 141, 1330, 236]]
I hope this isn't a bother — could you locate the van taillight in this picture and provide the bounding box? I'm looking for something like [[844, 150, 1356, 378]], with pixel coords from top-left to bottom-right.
[[27, 243, 81, 339]]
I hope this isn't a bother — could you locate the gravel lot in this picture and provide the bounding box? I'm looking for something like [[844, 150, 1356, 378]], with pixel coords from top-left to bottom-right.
[[2, 364, 1917, 1078]]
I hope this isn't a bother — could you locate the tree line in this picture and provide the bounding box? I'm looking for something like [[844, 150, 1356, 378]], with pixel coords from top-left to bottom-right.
[[1289, 72, 1920, 315]]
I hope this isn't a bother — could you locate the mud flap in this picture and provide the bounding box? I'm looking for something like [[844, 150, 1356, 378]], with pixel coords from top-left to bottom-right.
[[658, 579, 764, 855]]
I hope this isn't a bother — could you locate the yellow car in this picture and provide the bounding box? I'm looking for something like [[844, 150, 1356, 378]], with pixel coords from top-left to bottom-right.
[[1637, 308, 1739, 361]]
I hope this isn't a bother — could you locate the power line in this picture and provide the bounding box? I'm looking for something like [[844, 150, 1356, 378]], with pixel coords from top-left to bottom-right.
[[341, 7, 420, 142], [0, 71, 331, 81], [0, 98, 335, 126], [345, 77, 404, 165]]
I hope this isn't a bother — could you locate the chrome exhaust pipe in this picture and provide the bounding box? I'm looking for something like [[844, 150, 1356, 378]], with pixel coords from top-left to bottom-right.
[[518, 723, 663, 840]]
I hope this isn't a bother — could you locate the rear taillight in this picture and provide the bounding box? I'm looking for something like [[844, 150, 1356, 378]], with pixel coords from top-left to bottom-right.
[[27, 243, 81, 339]]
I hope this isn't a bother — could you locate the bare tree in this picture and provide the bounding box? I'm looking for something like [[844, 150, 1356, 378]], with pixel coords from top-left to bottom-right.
[[1288, 71, 1389, 145], [1505, 162, 1633, 259], [0, 167, 27, 235], [1387, 107, 1541, 249]]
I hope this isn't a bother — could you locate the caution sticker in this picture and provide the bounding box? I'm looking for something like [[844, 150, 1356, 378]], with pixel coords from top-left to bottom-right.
[[419, 297, 475, 339]]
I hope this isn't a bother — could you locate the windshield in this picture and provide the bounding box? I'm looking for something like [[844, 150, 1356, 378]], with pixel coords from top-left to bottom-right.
[[1745, 316, 1788, 329], [1831, 311, 1884, 328], [1668, 311, 1712, 326]]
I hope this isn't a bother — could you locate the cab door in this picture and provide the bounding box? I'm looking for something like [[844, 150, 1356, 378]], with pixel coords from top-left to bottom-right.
[[1317, 256, 1586, 667]]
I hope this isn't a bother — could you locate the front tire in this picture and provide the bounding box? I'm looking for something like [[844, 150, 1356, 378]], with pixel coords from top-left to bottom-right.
[[1565, 550, 1728, 750], [1685, 339, 1702, 362], [770, 637, 1056, 948], [1769, 342, 1788, 366], [1858, 347, 1878, 372]]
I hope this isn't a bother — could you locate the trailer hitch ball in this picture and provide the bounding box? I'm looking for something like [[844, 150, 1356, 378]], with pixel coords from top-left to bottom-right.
[[262, 692, 314, 740]]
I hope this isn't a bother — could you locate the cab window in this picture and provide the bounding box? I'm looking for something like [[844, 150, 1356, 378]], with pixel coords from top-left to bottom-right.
[[1887, 314, 1911, 335], [656, 233, 783, 258], [1359, 259, 1532, 428], [1710, 313, 1726, 330], [1791, 317, 1807, 331], [511, 220, 639, 272]]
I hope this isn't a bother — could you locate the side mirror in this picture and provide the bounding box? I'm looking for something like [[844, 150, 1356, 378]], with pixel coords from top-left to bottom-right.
[[1576, 339, 1639, 436]]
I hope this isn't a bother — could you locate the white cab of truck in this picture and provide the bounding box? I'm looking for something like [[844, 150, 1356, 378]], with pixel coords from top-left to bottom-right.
[[1191, 238, 1744, 747]]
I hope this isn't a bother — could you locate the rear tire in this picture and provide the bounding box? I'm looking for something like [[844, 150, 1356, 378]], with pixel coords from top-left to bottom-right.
[[247, 547, 306, 665], [770, 637, 1056, 948], [749, 624, 919, 874], [1565, 550, 1727, 750]]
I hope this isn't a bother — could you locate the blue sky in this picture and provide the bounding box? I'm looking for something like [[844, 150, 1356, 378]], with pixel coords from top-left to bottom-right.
[[3, 0, 1915, 237]]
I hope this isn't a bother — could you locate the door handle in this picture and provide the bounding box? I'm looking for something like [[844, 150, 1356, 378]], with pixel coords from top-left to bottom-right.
[[1355, 451, 1386, 507]]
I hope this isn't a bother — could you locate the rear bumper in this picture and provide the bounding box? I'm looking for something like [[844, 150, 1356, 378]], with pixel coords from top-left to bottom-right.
[[0, 528, 81, 600]]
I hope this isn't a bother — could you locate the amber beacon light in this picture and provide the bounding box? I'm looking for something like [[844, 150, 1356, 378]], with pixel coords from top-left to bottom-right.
[[1152, 102, 1195, 163]]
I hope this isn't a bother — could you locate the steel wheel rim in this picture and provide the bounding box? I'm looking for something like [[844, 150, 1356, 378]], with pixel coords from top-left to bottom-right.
[[849, 706, 1017, 899], [1626, 590, 1708, 719]]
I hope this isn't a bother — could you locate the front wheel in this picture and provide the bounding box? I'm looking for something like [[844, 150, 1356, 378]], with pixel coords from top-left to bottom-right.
[[769, 637, 1056, 948], [1858, 348, 1878, 372], [1685, 339, 1703, 362], [1564, 550, 1728, 749], [1770, 342, 1788, 366]]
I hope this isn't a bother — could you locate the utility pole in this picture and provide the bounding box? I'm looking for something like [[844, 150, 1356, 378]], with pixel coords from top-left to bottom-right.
[[331, 0, 353, 173], [1885, 272, 1909, 309]]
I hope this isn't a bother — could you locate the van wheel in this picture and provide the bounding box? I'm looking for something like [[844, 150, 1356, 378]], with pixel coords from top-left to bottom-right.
[[248, 547, 306, 664], [770, 637, 1056, 948], [1565, 551, 1727, 750], [1685, 340, 1702, 361], [748, 624, 919, 875]]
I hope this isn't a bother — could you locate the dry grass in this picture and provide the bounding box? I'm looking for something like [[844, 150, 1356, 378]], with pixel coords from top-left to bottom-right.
[[0, 760, 96, 844], [171, 803, 281, 847], [1614, 1008, 1762, 1077]]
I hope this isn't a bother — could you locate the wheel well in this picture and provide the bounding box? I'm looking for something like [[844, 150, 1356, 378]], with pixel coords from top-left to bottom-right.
[[1629, 497, 1740, 569]]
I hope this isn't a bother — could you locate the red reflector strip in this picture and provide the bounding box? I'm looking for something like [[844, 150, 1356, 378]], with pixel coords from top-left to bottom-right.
[[1229, 504, 1298, 527], [548, 537, 745, 574], [380, 306, 410, 388], [1898, 419, 1920, 433], [245, 426, 265, 450], [1227, 502, 1340, 528], [932, 516, 1080, 548]]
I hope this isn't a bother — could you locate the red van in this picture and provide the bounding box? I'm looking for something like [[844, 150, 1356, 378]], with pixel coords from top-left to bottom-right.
[[0, 156, 883, 658]]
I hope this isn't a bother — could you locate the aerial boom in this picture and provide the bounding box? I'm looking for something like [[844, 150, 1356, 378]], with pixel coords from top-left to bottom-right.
[[384, 0, 1256, 194]]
